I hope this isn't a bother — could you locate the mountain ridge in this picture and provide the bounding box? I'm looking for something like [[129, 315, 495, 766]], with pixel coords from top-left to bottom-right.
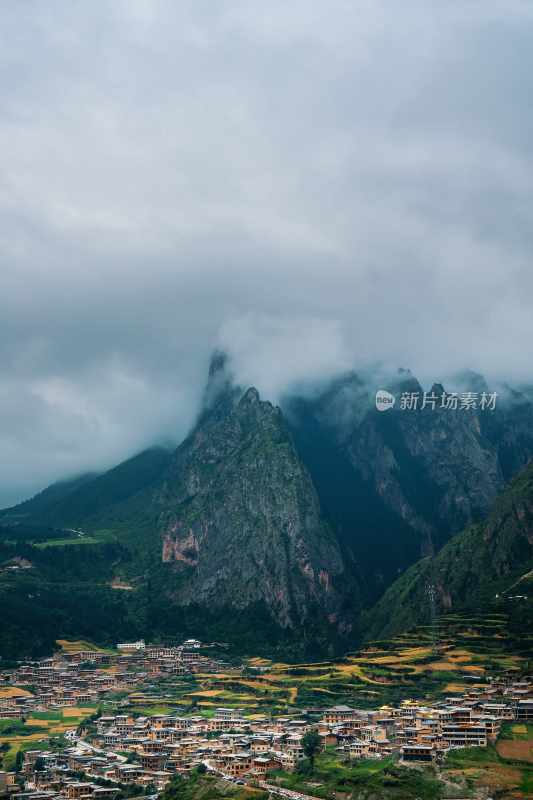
[[364, 458, 533, 641], [153, 382, 349, 629], [2, 357, 533, 656]]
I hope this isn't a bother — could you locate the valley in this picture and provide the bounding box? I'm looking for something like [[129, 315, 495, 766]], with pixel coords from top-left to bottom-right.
[[1, 621, 531, 800], [2, 362, 533, 800]]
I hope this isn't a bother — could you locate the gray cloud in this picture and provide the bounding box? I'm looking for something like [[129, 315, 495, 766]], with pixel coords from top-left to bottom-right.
[[1, 1, 533, 503]]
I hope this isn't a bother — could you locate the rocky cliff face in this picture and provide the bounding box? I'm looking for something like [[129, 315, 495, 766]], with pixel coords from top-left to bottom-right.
[[156, 378, 346, 629], [4, 356, 533, 651], [346, 375, 502, 547], [285, 370, 533, 597], [364, 459, 533, 640]]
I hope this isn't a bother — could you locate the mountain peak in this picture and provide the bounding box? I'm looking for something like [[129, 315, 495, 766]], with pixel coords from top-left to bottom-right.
[[161, 373, 346, 630], [241, 386, 260, 404], [452, 369, 489, 394], [200, 350, 239, 416], [208, 349, 229, 378]]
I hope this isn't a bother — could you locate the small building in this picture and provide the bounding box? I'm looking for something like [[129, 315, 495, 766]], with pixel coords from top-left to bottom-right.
[[401, 745, 435, 763], [116, 641, 145, 653], [516, 700, 533, 722]]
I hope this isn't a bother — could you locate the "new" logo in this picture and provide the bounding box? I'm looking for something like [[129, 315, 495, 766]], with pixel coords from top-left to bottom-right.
[[375, 390, 395, 412]]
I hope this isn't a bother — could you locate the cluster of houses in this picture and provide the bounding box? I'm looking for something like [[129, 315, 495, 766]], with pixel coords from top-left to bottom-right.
[[0, 640, 221, 721], [1, 640, 531, 800], [321, 681, 532, 764]]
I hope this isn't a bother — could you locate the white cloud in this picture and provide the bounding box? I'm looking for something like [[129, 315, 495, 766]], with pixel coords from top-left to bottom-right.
[[218, 314, 352, 400], [1, 1, 533, 501]]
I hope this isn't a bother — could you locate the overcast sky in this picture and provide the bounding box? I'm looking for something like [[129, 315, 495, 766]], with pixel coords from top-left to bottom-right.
[[2, 1, 533, 505]]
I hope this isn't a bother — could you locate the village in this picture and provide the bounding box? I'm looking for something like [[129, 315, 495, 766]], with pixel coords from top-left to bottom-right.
[[1, 638, 532, 800]]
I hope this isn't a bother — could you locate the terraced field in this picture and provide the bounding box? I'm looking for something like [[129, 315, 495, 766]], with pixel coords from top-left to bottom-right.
[[112, 612, 531, 719], [443, 738, 533, 798], [0, 708, 96, 769], [497, 723, 533, 764], [3, 611, 529, 779], [0, 705, 96, 770], [0, 687, 33, 699], [56, 639, 114, 654], [144, 612, 528, 713]]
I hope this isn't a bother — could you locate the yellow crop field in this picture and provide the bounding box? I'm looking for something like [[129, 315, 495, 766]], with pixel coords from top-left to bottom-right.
[[444, 683, 468, 693], [50, 723, 76, 733], [352, 646, 432, 666], [0, 687, 33, 698], [63, 707, 96, 717], [56, 639, 109, 654], [0, 734, 49, 743], [237, 680, 283, 693], [512, 724, 528, 735]]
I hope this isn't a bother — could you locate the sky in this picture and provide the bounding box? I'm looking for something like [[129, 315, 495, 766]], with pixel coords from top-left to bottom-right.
[[2, 1, 533, 505]]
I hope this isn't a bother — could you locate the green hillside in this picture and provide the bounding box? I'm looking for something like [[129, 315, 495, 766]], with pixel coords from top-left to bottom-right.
[[1, 446, 172, 532], [364, 461, 533, 641]]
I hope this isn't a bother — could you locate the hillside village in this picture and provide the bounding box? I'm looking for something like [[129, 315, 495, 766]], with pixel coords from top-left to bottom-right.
[[0, 638, 531, 800]]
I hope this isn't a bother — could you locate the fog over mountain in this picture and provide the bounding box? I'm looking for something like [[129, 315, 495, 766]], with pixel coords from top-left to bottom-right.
[[2, 1, 533, 504]]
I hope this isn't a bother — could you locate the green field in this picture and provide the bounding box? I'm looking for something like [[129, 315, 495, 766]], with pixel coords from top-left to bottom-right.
[[133, 612, 527, 715], [443, 738, 533, 797], [271, 750, 442, 800], [0, 705, 98, 772]]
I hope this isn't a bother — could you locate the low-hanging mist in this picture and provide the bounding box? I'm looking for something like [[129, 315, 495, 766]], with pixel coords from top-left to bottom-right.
[[2, 1, 533, 503]]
